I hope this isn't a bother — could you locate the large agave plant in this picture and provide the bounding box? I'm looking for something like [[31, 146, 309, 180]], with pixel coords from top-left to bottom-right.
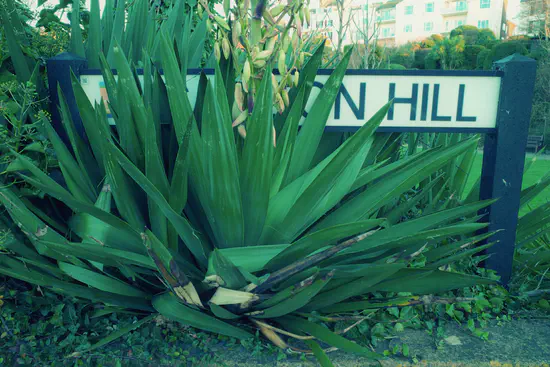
[[513, 178, 550, 293], [0, 26, 500, 355]]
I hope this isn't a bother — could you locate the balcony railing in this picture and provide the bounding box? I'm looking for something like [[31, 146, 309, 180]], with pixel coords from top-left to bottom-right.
[[377, 15, 396, 23]]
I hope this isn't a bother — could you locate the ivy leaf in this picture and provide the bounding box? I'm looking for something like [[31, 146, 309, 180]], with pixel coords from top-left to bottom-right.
[[403, 343, 410, 357]]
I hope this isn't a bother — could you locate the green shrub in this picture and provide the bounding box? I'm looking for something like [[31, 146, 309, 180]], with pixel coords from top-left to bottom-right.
[[477, 28, 497, 46], [450, 25, 496, 47], [414, 48, 430, 69], [387, 63, 407, 70], [476, 48, 492, 69], [0, 0, 57, 178], [482, 41, 529, 70], [388, 44, 415, 68], [483, 40, 499, 50], [450, 25, 480, 43], [463, 45, 486, 69], [424, 52, 439, 69]]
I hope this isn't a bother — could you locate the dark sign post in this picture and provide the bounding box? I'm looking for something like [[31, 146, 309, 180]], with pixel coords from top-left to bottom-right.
[[47, 53, 537, 286], [480, 54, 538, 284]]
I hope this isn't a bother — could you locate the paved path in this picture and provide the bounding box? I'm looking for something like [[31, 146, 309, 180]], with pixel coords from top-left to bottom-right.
[[211, 318, 550, 366]]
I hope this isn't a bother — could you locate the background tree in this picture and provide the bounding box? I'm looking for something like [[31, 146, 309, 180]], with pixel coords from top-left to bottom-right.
[[350, 0, 383, 69], [517, 0, 550, 38], [529, 40, 550, 141], [334, 0, 356, 54]]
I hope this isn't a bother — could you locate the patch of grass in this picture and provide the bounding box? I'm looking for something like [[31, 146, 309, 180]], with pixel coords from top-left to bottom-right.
[[464, 153, 550, 215]]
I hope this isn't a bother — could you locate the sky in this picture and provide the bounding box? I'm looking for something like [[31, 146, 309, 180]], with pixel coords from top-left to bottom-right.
[[25, 0, 524, 22], [508, 0, 522, 20]]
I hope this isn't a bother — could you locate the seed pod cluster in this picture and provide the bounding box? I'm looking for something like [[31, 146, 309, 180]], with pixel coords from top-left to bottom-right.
[[265, 36, 276, 52], [232, 21, 241, 47], [275, 92, 284, 114], [237, 125, 247, 139], [232, 109, 248, 127], [235, 83, 244, 110], [243, 59, 251, 84], [271, 73, 278, 94], [222, 37, 231, 59], [211, 0, 312, 114], [214, 42, 221, 61], [281, 89, 289, 107], [278, 51, 286, 74]]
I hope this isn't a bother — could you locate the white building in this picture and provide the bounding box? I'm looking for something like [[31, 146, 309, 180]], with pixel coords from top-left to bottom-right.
[[306, 0, 510, 47]]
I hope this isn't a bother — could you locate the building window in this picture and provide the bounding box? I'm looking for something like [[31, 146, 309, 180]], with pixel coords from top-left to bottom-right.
[[480, 0, 490, 8], [316, 21, 323, 28], [445, 21, 450, 31], [404, 24, 413, 32], [405, 5, 414, 15], [381, 9, 394, 20], [328, 20, 333, 26], [382, 27, 394, 37], [478, 20, 489, 28], [424, 22, 434, 31], [328, 31, 333, 38], [425, 2, 434, 12], [456, 19, 465, 27], [456, 1, 467, 11], [310, 9, 316, 14]]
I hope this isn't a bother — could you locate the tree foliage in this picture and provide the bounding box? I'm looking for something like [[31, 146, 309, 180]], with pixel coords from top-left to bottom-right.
[[426, 36, 466, 70]]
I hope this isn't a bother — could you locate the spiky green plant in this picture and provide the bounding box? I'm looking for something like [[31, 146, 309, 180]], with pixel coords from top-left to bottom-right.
[[405, 133, 550, 292], [497, 153, 550, 292], [0, 0, 502, 358], [68, 0, 213, 69], [0, 29, 500, 356]]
